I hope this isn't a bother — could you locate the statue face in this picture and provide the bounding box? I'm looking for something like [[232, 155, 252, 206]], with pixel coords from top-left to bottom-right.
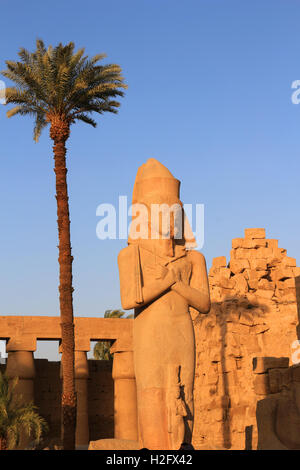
[[146, 202, 183, 241], [129, 197, 186, 242]]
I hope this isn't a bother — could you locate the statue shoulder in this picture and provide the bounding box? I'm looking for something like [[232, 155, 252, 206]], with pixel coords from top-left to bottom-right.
[[187, 250, 209, 290], [186, 250, 207, 266]]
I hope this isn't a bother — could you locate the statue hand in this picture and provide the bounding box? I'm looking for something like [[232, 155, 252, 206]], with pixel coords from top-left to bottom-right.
[[179, 263, 192, 285], [170, 261, 192, 285], [144, 264, 170, 280]]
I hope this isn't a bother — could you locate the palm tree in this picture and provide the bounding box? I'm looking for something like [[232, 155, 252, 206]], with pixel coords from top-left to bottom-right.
[[0, 372, 48, 450], [1, 40, 127, 449], [93, 309, 133, 360]]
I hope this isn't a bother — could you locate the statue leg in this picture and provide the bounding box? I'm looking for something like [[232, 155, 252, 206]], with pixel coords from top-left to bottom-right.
[[137, 387, 170, 450], [182, 386, 194, 443], [180, 364, 194, 444]]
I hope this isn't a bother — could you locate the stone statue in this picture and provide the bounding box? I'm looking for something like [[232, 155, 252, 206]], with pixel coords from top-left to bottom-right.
[[118, 158, 211, 450], [257, 365, 300, 450]]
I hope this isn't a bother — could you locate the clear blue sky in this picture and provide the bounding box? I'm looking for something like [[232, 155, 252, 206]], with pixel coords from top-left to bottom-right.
[[0, 0, 300, 359]]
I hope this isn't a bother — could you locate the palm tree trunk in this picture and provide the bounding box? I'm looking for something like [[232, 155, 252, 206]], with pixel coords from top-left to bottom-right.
[[50, 116, 76, 450]]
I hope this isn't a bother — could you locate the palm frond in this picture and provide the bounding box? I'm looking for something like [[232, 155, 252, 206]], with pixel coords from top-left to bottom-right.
[[93, 309, 133, 360], [0, 372, 48, 449], [1, 40, 127, 141], [74, 113, 97, 127]]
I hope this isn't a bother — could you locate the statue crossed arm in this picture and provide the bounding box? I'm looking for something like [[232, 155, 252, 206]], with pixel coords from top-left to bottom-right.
[[118, 247, 210, 315]]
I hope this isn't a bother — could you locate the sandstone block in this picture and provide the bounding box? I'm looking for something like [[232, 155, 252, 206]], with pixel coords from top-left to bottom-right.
[[226, 370, 239, 388], [239, 312, 255, 326], [293, 267, 300, 277], [277, 289, 296, 303], [244, 228, 266, 239], [243, 269, 250, 280], [248, 279, 258, 290], [209, 266, 220, 277], [218, 277, 235, 289], [208, 276, 217, 287], [245, 334, 261, 354], [219, 267, 231, 279], [222, 356, 237, 373], [281, 257, 297, 267], [233, 273, 248, 294], [257, 279, 275, 291], [229, 259, 250, 274], [209, 287, 223, 302], [232, 238, 244, 249], [210, 407, 225, 423], [249, 259, 268, 271], [227, 322, 250, 335], [277, 278, 295, 289], [252, 357, 289, 374], [210, 350, 222, 363], [248, 269, 269, 281], [273, 247, 287, 259], [249, 247, 274, 260], [253, 324, 269, 335], [234, 248, 250, 259], [255, 289, 274, 300], [212, 256, 227, 268], [207, 371, 219, 386], [273, 268, 294, 281], [242, 239, 267, 249], [253, 373, 269, 395], [230, 405, 248, 421], [267, 249, 287, 268], [246, 293, 260, 306], [266, 239, 278, 250]]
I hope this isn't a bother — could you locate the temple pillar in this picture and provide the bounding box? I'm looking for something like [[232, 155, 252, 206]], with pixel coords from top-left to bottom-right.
[[74, 349, 89, 448], [111, 339, 138, 441], [5, 336, 36, 449], [5, 335, 36, 405]]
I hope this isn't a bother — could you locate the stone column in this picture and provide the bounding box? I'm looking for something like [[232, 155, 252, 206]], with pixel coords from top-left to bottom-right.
[[75, 349, 89, 448], [5, 335, 36, 449], [5, 335, 36, 405], [111, 338, 138, 441]]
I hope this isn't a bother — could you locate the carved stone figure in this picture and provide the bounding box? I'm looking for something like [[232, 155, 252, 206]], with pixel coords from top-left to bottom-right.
[[257, 365, 300, 450], [118, 158, 211, 450]]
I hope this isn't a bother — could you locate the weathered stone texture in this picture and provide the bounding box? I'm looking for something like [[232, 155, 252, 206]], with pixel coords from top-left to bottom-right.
[[192, 228, 299, 450], [88, 360, 114, 441], [26, 359, 113, 445]]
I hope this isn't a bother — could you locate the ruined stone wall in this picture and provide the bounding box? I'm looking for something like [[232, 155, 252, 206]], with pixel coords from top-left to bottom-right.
[[192, 228, 300, 450], [34, 360, 61, 440], [88, 360, 114, 441], [6, 358, 114, 444]]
